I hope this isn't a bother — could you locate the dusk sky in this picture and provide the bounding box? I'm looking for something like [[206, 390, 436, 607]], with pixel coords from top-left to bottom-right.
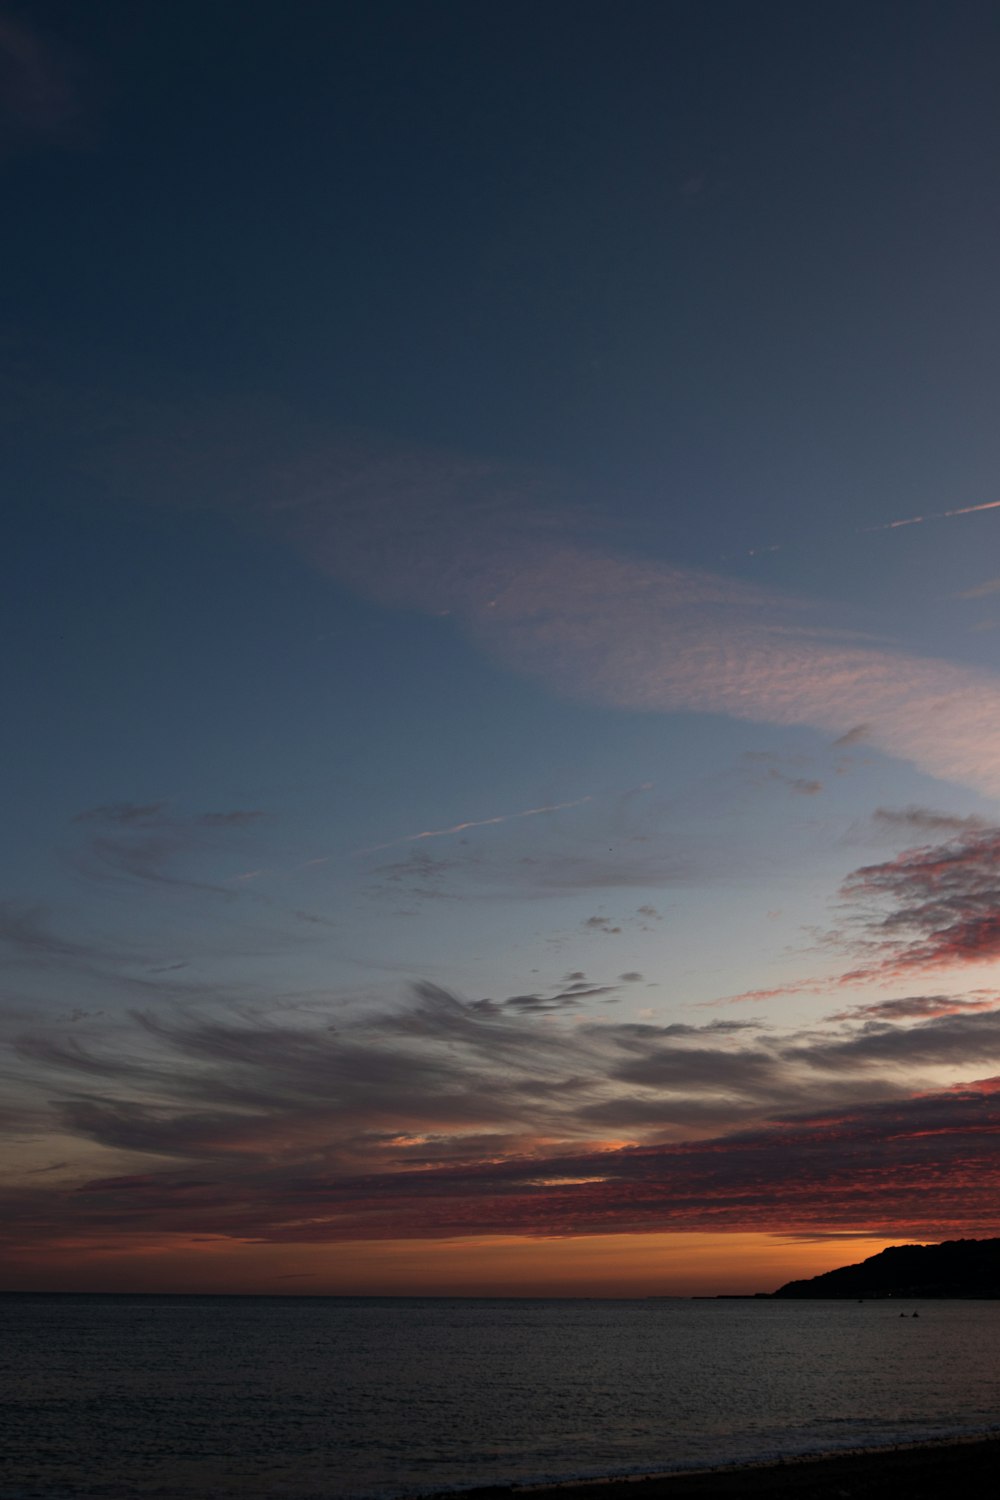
[[4, 0, 1000, 1295]]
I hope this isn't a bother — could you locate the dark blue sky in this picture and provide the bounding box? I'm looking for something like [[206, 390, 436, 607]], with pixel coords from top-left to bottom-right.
[[9, 1, 1000, 517]]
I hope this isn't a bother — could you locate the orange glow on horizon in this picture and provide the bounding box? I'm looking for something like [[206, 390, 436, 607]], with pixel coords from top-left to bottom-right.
[[0, 1230, 912, 1297]]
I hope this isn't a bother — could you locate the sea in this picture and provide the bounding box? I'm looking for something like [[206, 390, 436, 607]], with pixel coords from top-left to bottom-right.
[[2, 1294, 999, 1500]]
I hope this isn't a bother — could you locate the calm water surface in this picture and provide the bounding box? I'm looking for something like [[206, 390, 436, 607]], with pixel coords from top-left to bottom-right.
[[2, 1295, 999, 1499]]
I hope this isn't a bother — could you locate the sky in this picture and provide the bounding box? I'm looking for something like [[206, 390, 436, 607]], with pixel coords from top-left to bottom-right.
[[3, 0, 1000, 1296]]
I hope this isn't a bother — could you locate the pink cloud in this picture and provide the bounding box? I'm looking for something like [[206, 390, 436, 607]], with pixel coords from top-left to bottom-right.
[[841, 829, 1000, 977], [273, 451, 1000, 798], [4, 1080, 1000, 1252], [88, 422, 1000, 798]]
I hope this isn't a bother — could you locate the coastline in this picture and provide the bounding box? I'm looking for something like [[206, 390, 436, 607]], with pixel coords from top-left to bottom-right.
[[418, 1434, 1000, 1500]]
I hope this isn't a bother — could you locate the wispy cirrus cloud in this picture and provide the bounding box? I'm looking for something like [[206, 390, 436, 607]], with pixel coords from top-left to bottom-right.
[[264, 450, 1000, 799], [87, 417, 1000, 798], [9, 984, 1000, 1258], [957, 576, 1000, 601]]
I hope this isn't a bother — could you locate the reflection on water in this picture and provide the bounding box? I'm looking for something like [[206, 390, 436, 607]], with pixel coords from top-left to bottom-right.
[[1, 1295, 998, 1499]]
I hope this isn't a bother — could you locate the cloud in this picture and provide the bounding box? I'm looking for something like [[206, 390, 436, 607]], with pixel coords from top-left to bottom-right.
[[368, 832, 691, 904], [74, 802, 170, 827], [784, 1008, 1000, 1073], [459, 552, 1000, 799], [9, 988, 617, 1183], [70, 802, 264, 895], [266, 451, 1000, 799], [826, 995, 999, 1024], [10, 981, 982, 1174], [744, 754, 824, 798], [871, 806, 988, 837], [471, 978, 623, 1015], [709, 823, 1000, 1005], [779, 775, 822, 796], [583, 915, 622, 935], [957, 577, 1000, 601], [0, 902, 113, 969], [5, 1064, 1000, 1248], [195, 811, 264, 829], [703, 979, 821, 1008], [10, 986, 1000, 1255], [86, 414, 1000, 798], [711, 823, 1000, 999], [841, 826, 1000, 976]]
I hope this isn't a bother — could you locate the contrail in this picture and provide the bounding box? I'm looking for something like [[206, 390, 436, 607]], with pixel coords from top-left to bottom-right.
[[356, 795, 594, 855], [737, 497, 1000, 559], [862, 499, 1000, 533]]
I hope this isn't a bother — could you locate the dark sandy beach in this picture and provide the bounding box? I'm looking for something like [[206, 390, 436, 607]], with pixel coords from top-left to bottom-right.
[[421, 1434, 1000, 1500]]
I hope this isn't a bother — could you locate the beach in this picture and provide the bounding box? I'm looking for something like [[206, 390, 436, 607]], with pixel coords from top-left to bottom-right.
[[424, 1435, 1000, 1500]]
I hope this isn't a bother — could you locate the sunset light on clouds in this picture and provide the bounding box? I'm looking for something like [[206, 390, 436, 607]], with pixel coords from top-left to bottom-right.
[[4, 0, 1000, 1300]]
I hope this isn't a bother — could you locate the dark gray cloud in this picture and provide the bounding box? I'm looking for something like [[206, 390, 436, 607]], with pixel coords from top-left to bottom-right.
[[70, 803, 263, 895], [1, 982, 954, 1173], [583, 915, 622, 935], [10, 984, 1000, 1257], [369, 843, 695, 903], [826, 995, 999, 1024], [742, 751, 824, 798], [872, 806, 988, 837], [770, 770, 822, 796], [74, 802, 169, 826], [611, 1019, 763, 1037], [472, 980, 622, 1016], [785, 1009, 1000, 1073], [0, 902, 112, 968]]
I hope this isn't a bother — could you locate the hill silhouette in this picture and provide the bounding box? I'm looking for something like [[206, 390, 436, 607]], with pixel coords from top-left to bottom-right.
[[773, 1237, 1000, 1298]]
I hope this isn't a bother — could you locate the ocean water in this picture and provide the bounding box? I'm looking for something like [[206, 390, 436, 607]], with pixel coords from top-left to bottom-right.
[[1, 1295, 999, 1499]]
